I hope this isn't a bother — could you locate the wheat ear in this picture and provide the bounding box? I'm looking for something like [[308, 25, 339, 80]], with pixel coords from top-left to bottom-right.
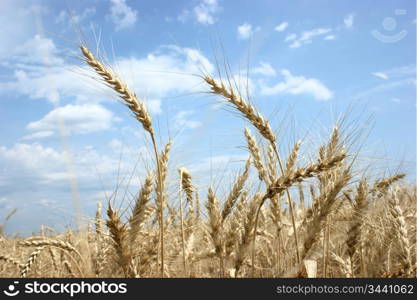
[[206, 187, 224, 276], [345, 179, 368, 276], [130, 172, 154, 245], [80, 46, 153, 135], [19, 239, 81, 258], [387, 188, 412, 274], [106, 204, 133, 277], [204, 75, 275, 143], [244, 128, 266, 181], [21, 246, 44, 278], [95, 202, 103, 236], [0, 254, 22, 269], [221, 158, 250, 222]]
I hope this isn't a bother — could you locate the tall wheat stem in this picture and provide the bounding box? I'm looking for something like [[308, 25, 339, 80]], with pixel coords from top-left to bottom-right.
[[178, 169, 188, 276], [271, 144, 301, 265], [80, 46, 165, 277], [150, 135, 164, 277]]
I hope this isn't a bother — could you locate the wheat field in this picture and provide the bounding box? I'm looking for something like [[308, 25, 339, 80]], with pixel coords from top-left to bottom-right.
[[0, 44, 415, 278]]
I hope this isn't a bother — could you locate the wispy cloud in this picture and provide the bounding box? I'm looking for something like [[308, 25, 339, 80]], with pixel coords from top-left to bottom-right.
[[21, 131, 54, 141], [55, 7, 96, 24], [285, 28, 332, 48], [324, 35, 336, 40], [372, 64, 415, 81], [174, 110, 202, 130], [14, 35, 64, 66], [252, 62, 277, 77], [26, 104, 118, 136], [0, 1, 48, 59], [285, 33, 297, 42], [344, 13, 355, 29], [0, 142, 138, 188], [193, 0, 221, 25], [0, 40, 214, 112], [372, 72, 389, 80], [355, 65, 416, 101], [275, 21, 288, 32], [260, 69, 333, 100], [188, 154, 248, 173], [177, 9, 190, 23], [108, 0, 138, 31], [237, 23, 258, 40], [354, 78, 416, 100]]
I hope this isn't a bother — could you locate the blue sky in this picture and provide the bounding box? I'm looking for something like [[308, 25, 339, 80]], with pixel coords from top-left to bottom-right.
[[0, 0, 415, 234]]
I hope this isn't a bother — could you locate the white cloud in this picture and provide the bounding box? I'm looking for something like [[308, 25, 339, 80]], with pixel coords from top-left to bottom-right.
[[113, 46, 214, 99], [237, 23, 254, 40], [15, 35, 63, 65], [193, 0, 220, 25], [260, 69, 333, 101], [275, 22, 288, 32], [108, 0, 138, 30], [143, 99, 162, 114], [252, 62, 277, 77], [56, 7, 96, 24], [26, 104, 117, 136], [1, 43, 214, 110], [21, 131, 54, 141], [354, 78, 416, 100], [286, 28, 332, 48], [0, 143, 65, 179], [344, 13, 355, 29], [1, 65, 94, 105], [324, 35, 336, 40], [377, 65, 415, 79], [181, 47, 214, 73], [177, 9, 190, 23], [0, 36, 95, 105], [0, 142, 137, 186], [0, 0, 48, 58], [174, 110, 202, 130], [188, 154, 248, 173], [372, 72, 389, 80], [285, 33, 297, 42], [109, 139, 123, 152], [371, 65, 416, 82]]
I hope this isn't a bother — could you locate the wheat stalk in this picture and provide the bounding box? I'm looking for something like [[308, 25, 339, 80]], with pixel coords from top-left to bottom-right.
[[178, 168, 188, 276]]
